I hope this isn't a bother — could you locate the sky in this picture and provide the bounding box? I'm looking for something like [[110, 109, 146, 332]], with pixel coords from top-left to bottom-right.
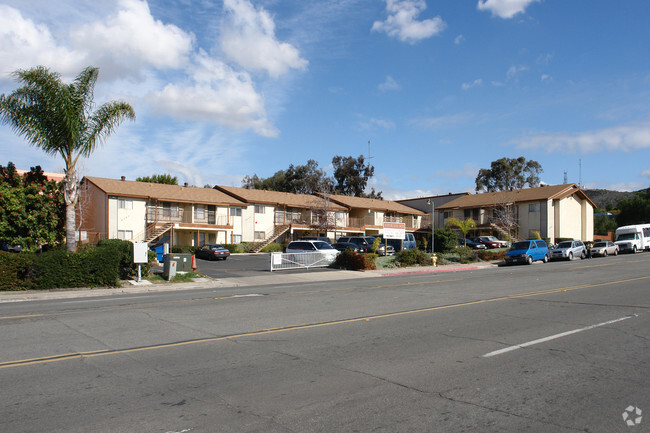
[[1, 0, 649, 200]]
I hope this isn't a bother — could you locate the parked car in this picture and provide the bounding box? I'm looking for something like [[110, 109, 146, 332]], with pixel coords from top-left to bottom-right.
[[332, 241, 364, 253], [285, 240, 339, 263], [196, 244, 230, 261], [472, 236, 509, 249], [590, 240, 619, 257], [504, 240, 549, 265], [549, 240, 587, 261], [366, 235, 396, 256], [299, 236, 332, 244], [458, 238, 487, 250], [337, 237, 373, 253]]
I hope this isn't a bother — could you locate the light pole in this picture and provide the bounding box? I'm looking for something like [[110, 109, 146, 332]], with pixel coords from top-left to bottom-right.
[[427, 199, 435, 253]]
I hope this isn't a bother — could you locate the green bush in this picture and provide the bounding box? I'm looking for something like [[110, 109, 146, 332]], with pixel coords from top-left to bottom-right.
[[396, 249, 430, 267], [434, 228, 458, 252], [333, 250, 377, 270], [260, 243, 283, 253], [477, 249, 507, 261], [222, 243, 244, 253], [455, 246, 479, 264], [171, 245, 200, 254], [28, 247, 123, 289], [0, 251, 32, 290]]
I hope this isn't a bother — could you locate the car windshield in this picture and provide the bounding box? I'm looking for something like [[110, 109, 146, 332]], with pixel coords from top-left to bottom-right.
[[483, 236, 498, 241], [556, 242, 573, 249], [593, 242, 606, 247], [616, 233, 636, 241], [314, 242, 333, 250], [511, 241, 530, 250]]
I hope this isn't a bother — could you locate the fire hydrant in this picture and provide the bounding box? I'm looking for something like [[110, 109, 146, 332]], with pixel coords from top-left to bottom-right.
[[431, 253, 438, 267]]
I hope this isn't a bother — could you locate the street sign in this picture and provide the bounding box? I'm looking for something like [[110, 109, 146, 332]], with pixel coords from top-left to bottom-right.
[[383, 222, 406, 240]]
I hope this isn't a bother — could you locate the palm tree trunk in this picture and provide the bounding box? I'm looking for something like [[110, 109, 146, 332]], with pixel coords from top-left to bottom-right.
[[64, 169, 78, 252]]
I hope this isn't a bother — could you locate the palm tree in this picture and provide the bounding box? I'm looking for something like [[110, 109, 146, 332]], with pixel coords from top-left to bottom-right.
[[0, 66, 135, 252], [445, 217, 477, 247]]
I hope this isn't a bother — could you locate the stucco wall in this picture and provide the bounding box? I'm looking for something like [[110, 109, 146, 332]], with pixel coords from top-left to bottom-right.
[[107, 196, 147, 240], [555, 195, 583, 240]]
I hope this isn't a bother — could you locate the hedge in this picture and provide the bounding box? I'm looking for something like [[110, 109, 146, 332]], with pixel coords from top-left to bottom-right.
[[0, 239, 147, 291], [333, 250, 377, 270]]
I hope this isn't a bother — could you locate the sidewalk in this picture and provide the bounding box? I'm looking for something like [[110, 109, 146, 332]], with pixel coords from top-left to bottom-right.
[[0, 261, 499, 303]]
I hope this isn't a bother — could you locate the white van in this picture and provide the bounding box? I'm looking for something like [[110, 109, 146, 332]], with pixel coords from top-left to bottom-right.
[[614, 224, 650, 253]]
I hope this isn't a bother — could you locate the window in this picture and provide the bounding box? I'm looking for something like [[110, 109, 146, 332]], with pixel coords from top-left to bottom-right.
[[198, 232, 206, 245], [230, 207, 242, 217], [194, 205, 206, 220], [472, 209, 479, 219], [254, 231, 265, 240], [529, 203, 540, 212], [231, 234, 242, 243], [464, 209, 471, 219], [118, 198, 133, 209], [117, 230, 133, 240], [255, 204, 265, 214]]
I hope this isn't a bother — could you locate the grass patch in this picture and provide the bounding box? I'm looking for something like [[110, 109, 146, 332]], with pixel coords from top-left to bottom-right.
[[147, 271, 203, 284]]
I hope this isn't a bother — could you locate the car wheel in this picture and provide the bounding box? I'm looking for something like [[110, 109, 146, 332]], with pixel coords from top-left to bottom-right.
[[526, 255, 533, 265], [568, 252, 573, 261], [603, 250, 608, 257], [543, 254, 549, 263], [614, 249, 618, 256], [581, 250, 586, 259], [633, 246, 637, 254]]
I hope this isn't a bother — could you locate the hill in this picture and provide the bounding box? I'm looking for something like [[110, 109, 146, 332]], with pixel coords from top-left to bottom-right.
[[583, 189, 637, 210]]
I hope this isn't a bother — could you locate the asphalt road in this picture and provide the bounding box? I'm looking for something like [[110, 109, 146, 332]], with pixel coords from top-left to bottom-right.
[[1, 253, 649, 432]]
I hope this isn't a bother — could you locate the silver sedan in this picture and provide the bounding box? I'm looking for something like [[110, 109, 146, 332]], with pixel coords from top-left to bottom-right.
[[590, 240, 619, 257]]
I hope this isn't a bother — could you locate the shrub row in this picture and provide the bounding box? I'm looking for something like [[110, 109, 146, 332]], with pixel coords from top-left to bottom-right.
[[0, 239, 145, 291], [395, 249, 430, 267], [333, 250, 377, 270]]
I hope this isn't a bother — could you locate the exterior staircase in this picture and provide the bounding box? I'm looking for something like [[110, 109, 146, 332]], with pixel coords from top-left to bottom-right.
[[251, 224, 290, 253], [490, 222, 517, 242], [145, 223, 173, 244]]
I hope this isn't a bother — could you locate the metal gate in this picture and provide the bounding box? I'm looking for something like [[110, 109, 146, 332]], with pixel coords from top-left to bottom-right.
[[269, 252, 335, 271]]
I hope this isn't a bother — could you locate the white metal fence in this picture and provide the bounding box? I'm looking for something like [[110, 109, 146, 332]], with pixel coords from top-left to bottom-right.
[[269, 252, 336, 271]]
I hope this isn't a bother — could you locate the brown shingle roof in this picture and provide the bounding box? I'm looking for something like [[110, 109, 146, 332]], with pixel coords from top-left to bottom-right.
[[214, 185, 347, 211], [85, 177, 246, 206], [438, 184, 596, 209], [322, 193, 426, 215]]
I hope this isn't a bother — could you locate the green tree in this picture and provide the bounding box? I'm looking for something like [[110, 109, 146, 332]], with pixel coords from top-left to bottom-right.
[[616, 188, 650, 226], [332, 155, 381, 198], [594, 215, 617, 235], [445, 217, 477, 246], [475, 157, 543, 192], [0, 162, 65, 251], [242, 160, 333, 194], [136, 173, 178, 185], [0, 66, 135, 252]]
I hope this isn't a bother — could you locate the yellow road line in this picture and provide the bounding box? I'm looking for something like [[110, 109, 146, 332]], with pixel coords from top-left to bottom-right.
[[2, 274, 649, 370], [0, 314, 43, 320]]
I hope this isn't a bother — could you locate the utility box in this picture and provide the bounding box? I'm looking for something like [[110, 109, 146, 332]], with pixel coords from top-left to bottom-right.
[[163, 253, 192, 273], [133, 242, 149, 264], [163, 260, 177, 280]]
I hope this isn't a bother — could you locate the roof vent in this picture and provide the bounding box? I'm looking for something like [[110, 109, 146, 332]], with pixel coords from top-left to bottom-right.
[[121, 176, 126, 181]]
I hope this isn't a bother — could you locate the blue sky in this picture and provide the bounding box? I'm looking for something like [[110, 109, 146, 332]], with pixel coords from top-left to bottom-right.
[[1, 0, 649, 199]]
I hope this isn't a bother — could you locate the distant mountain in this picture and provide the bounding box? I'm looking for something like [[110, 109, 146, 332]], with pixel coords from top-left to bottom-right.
[[582, 189, 637, 209]]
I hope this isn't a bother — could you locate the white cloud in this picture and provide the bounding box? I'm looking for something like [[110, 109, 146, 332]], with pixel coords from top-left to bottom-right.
[[515, 122, 650, 153], [432, 163, 479, 180], [379, 75, 401, 92], [147, 53, 278, 137], [220, 0, 308, 78], [372, 0, 446, 44], [507, 64, 528, 80], [462, 78, 483, 90], [477, 0, 540, 19], [411, 113, 471, 129], [642, 169, 650, 179], [0, 5, 84, 76], [358, 117, 396, 130], [70, 0, 194, 73], [455, 34, 465, 45]]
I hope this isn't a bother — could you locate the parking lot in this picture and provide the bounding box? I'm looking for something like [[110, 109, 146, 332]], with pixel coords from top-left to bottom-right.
[[194, 253, 339, 279]]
